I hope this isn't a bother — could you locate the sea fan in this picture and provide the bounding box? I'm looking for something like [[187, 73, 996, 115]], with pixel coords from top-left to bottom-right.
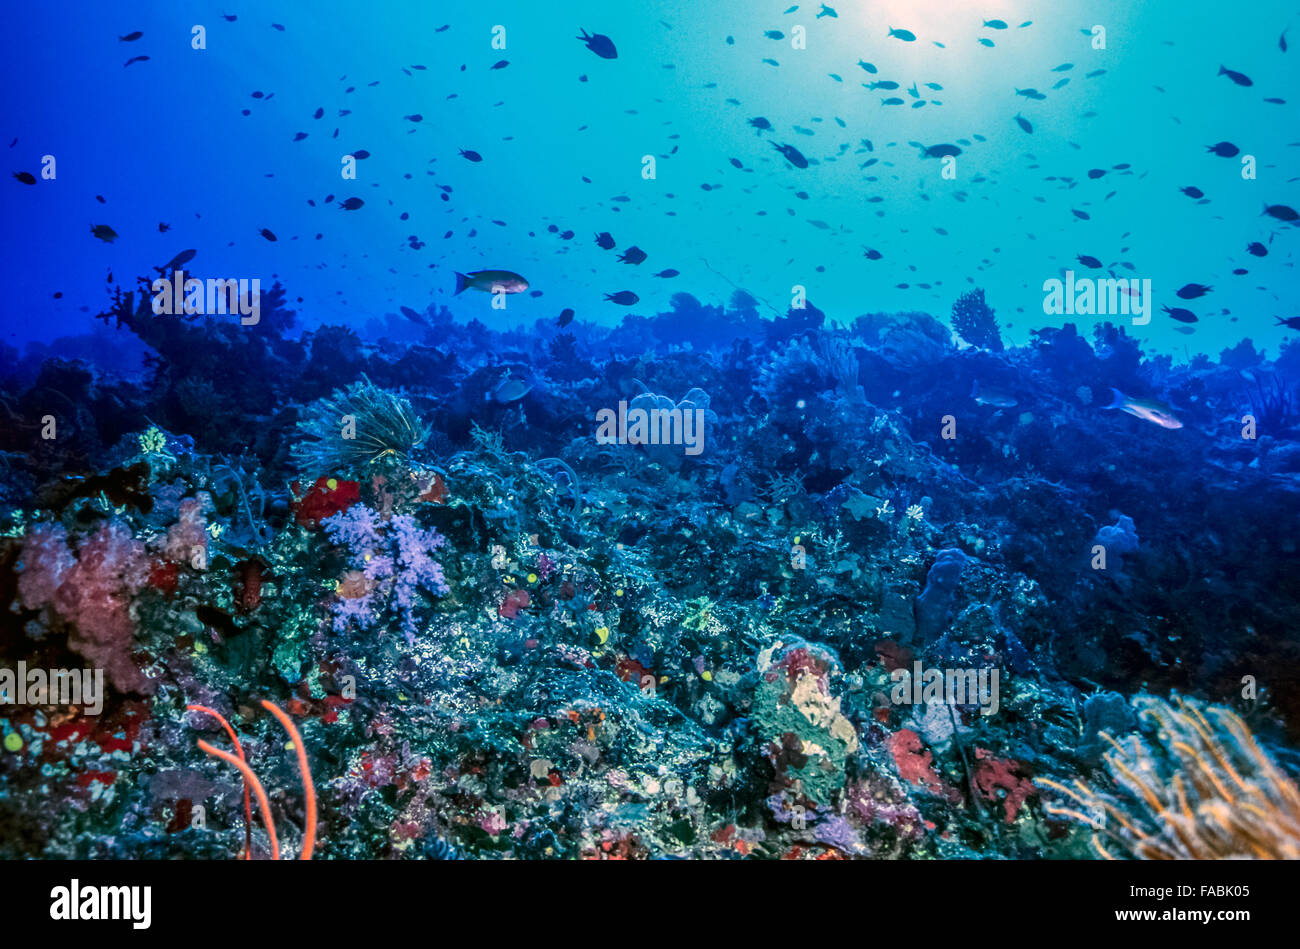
[[291, 375, 429, 476], [1037, 694, 1300, 859]]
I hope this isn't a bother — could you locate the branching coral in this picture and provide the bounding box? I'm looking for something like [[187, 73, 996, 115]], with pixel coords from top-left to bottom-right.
[[291, 374, 429, 476], [1037, 694, 1300, 859], [950, 288, 1003, 352]]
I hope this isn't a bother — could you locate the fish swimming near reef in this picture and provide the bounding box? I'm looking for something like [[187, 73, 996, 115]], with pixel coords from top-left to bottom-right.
[[1102, 388, 1183, 429], [971, 380, 1018, 407], [486, 370, 532, 404], [454, 270, 529, 295]]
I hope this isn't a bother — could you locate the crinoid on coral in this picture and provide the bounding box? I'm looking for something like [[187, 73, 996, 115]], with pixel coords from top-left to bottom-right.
[[1037, 694, 1300, 859], [291, 374, 429, 477]]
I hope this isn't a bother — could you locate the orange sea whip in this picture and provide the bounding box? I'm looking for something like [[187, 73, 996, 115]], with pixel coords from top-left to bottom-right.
[[186, 704, 253, 859], [188, 699, 318, 860], [196, 739, 281, 861], [261, 699, 318, 860]]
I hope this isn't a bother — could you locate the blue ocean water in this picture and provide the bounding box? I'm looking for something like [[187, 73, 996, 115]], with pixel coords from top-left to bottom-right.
[[5, 0, 1297, 356]]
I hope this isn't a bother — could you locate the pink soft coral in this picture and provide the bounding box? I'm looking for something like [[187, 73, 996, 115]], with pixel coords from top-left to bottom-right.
[[19, 521, 153, 694], [16, 523, 75, 611], [162, 493, 210, 565]]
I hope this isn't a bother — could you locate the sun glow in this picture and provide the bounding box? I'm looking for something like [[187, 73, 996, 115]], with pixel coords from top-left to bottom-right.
[[849, 0, 1028, 49]]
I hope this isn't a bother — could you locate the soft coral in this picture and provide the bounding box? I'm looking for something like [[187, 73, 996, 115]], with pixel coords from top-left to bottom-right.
[[18, 521, 153, 694]]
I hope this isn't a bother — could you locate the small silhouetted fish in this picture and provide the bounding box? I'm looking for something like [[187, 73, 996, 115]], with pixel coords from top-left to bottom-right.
[[1015, 88, 1046, 100], [1077, 254, 1102, 268], [1207, 141, 1239, 157], [13, 171, 35, 184], [863, 247, 882, 260], [922, 143, 961, 158], [817, 5, 837, 18], [1176, 283, 1211, 299], [729, 157, 744, 169], [491, 60, 509, 69], [749, 116, 772, 131], [400, 305, 424, 324], [619, 246, 647, 264], [1014, 113, 1032, 133], [338, 197, 364, 210], [272, 23, 285, 31], [1264, 203, 1298, 221], [888, 27, 916, 41], [869, 80, 899, 90], [765, 30, 784, 39], [1247, 241, 1268, 257], [595, 231, 616, 249], [1275, 316, 1300, 330], [1163, 306, 1197, 323], [119, 31, 142, 41], [1053, 77, 1070, 89], [577, 28, 618, 59], [260, 228, 277, 241], [858, 60, 878, 73], [881, 97, 904, 105], [163, 249, 197, 270], [221, 13, 237, 21], [1072, 209, 1090, 220], [773, 142, 809, 167], [979, 38, 995, 47], [556, 308, 575, 327], [158, 221, 170, 232], [293, 132, 308, 141], [90, 224, 118, 242], [405, 114, 423, 122], [1281, 29, 1289, 52], [1218, 65, 1252, 86], [352, 149, 370, 159], [1180, 185, 1204, 198], [653, 269, 679, 277], [460, 149, 483, 162], [1264, 97, 1286, 104], [124, 55, 149, 66], [761, 58, 779, 66], [606, 291, 639, 305], [1088, 168, 1105, 179], [984, 19, 1007, 29]]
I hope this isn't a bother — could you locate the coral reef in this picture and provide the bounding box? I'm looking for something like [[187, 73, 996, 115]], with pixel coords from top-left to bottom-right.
[[1, 271, 1298, 861]]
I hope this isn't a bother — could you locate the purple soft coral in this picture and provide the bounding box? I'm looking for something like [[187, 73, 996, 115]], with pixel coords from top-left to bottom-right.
[[324, 505, 449, 639]]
